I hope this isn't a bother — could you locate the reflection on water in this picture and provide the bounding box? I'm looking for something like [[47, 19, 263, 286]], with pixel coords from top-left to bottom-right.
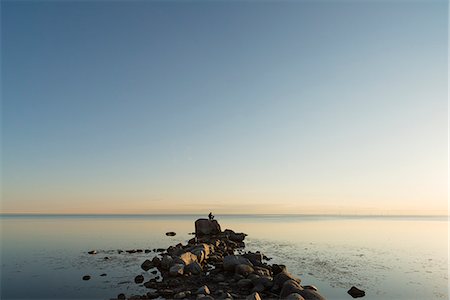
[[1, 215, 448, 299]]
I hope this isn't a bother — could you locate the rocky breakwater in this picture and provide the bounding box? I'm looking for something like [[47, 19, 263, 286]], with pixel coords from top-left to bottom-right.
[[120, 218, 327, 300]]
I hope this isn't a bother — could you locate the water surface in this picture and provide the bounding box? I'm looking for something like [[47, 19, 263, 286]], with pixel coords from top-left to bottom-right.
[[1, 214, 447, 299]]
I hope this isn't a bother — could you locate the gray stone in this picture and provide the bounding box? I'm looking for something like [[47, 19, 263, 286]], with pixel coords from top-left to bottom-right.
[[223, 255, 253, 272], [235, 264, 254, 276], [169, 264, 185, 276], [197, 285, 211, 295], [237, 278, 253, 289]]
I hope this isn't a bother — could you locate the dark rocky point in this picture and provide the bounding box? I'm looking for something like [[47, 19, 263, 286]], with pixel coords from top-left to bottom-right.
[[95, 218, 329, 300]]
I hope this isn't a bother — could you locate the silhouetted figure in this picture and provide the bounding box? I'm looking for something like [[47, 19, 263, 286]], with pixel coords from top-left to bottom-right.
[[208, 212, 214, 220]]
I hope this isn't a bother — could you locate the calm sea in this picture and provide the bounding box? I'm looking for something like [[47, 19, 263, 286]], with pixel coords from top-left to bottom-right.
[[0, 214, 448, 300]]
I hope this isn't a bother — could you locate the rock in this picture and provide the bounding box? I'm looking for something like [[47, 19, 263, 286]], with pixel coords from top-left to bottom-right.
[[117, 293, 126, 300], [150, 270, 157, 274], [303, 285, 318, 291], [186, 261, 203, 275], [195, 219, 222, 236], [213, 273, 225, 283], [348, 286, 365, 298], [235, 264, 254, 276], [126, 249, 137, 254], [134, 275, 144, 284], [286, 293, 306, 300], [169, 263, 185, 276], [251, 283, 265, 293], [223, 255, 253, 272], [190, 243, 211, 263], [234, 274, 245, 281], [280, 279, 304, 298], [273, 270, 300, 291], [145, 249, 151, 253], [146, 291, 159, 299], [100, 273, 107, 277], [197, 285, 211, 295], [253, 266, 271, 277], [174, 291, 191, 299], [161, 255, 173, 270], [151, 256, 161, 268], [141, 259, 154, 271], [243, 252, 263, 265], [245, 292, 261, 300], [103, 256, 110, 260], [82, 275, 91, 280], [166, 232, 176, 236], [87, 250, 97, 255], [272, 264, 287, 275], [136, 249, 143, 253], [223, 229, 247, 242], [237, 278, 253, 289], [174, 251, 198, 266], [298, 289, 326, 300], [256, 276, 273, 289]]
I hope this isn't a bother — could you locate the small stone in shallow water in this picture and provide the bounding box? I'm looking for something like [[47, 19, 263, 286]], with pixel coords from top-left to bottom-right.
[[82, 275, 91, 280], [348, 286, 365, 298], [103, 256, 109, 260], [135, 275, 144, 284], [166, 231, 177, 236], [87, 250, 97, 255], [100, 273, 107, 277]]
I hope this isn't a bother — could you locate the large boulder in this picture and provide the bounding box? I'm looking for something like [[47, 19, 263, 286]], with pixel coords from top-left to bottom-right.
[[169, 264, 185, 276], [272, 270, 301, 291], [195, 219, 222, 236], [223, 255, 253, 272], [174, 252, 198, 266], [280, 279, 304, 298]]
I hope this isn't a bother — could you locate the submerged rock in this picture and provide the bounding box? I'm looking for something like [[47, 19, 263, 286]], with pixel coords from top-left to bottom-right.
[[348, 286, 365, 298]]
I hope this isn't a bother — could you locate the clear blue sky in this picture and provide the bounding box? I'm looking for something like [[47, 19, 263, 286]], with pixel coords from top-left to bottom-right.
[[2, 0, 448, 214]]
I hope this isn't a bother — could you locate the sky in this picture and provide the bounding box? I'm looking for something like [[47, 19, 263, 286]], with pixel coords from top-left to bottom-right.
[[1, 0, 448, 215]]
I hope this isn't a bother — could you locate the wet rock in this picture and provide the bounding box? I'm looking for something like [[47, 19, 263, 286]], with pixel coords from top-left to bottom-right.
[[136, 249, 143, 253], [134, 275, 144, 284], [82, 275, 91, 280], [146, 291, 159, 299], [117, 293, 126, 300], [253, 266, 271, 277], [280, 279, 304, 298], [235, 264, 254, 276], [174, 252, 198, 266], [213, 273, 225, 283], [145, 249, 151, 253], [161, 255, 174, 270], [197, 285, 211, 295], [169, 263, 185, 276], [103, 256, 110, 260], [156, 248, 165, 252], [152, 256, 161, 268], [195, 219, 222, 236], [273, 270, 300, 291], [186, 261, 203, 275], [223, 255, 253, 272], [150, 270, 158, 274], [141, 259, 154, 271], [348, 286, 365, 298], [303, 285, 318, 291], [237, 278, 253, 289], [286, 293, 306, 300], [174, 291, 191, 299], [223, 229, 247, 242], [100, 273, 107, 277], [243, 252, 263, 265], [298, 289, 326, 300], [126, 249, 137, 254], [245, 292, 261, 300], [166, 232, 177, 236], [88, 250, 97, 255], [272, 264, 287, 275]]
